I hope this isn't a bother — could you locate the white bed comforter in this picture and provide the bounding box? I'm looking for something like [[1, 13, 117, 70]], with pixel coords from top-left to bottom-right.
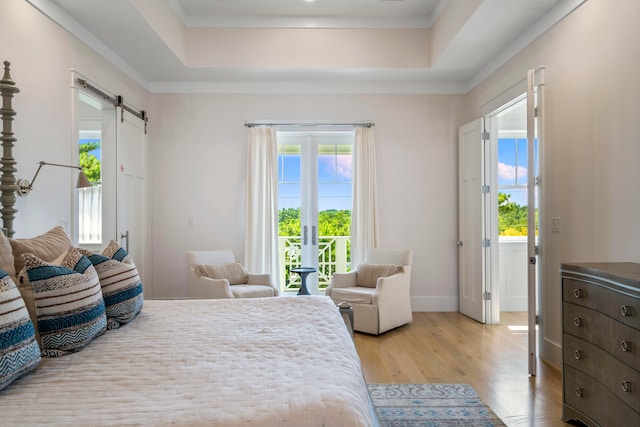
[[0, 296, 378, 427]]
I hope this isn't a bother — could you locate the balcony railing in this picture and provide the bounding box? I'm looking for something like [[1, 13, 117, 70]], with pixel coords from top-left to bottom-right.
[[278, 236, 350, 292], [79, 187, 350, 293]]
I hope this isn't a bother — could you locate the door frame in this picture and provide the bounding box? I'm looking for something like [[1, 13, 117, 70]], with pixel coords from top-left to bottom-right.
[[71, 76, 117, 250], [458, 67, 544, 376]]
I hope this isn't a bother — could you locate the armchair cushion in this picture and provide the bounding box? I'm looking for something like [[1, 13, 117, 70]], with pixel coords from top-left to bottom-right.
[[356, 263, 403, 288], [195, 262, 248, 285], [230, 285, 276, 298], [330, 287, 374, 305]]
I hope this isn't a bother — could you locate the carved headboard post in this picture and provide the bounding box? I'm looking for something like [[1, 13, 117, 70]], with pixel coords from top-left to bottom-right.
[[0, 61, 19, 237]]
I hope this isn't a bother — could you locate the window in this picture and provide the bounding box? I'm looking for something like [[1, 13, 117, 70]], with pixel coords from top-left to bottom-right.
[[497, 136, 538, 236]]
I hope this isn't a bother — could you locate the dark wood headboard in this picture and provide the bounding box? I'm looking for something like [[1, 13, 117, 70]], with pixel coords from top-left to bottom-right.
[[0, 61, 19, 237]]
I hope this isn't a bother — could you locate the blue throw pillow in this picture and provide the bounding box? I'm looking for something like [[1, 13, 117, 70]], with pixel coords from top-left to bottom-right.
[[78, 241, 143, 329], [23, 248, 106, 357], [0, 269, 41, 390]]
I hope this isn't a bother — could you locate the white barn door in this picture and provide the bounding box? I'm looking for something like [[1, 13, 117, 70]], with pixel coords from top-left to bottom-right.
[[116, 108, 147, 295]]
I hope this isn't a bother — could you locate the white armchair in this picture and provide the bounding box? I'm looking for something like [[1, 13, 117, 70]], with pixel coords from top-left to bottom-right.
[[187, 250, 279, 299], [326, 248, 412, 335]]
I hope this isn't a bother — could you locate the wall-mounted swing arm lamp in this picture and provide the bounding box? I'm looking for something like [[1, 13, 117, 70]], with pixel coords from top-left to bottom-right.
[[16, 161, 92, 196]]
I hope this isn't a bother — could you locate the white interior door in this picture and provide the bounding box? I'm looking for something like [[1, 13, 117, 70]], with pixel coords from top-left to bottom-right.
[[458, 119, 490, 323], [116, 107, 147, 295], [526, 69, 541, 376]]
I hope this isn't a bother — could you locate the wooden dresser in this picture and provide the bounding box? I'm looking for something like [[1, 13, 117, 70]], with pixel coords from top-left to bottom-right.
[[561, 263, 640, 426]]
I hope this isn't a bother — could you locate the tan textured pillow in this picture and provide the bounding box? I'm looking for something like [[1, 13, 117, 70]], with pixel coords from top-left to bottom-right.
[[356, 263, 404, 288], [9, 226, 72, 275], [0, 229, 15, 279], [196, 262, 248, 285]]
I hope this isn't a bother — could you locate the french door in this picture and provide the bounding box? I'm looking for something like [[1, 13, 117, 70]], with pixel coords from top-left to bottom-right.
[[277, 131, 353, 294]]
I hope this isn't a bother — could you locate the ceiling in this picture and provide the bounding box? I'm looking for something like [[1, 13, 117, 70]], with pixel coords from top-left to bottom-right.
[[27, 0, 585, 93]]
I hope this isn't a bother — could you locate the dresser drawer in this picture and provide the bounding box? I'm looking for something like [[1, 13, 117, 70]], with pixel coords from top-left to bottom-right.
[[564, 302, 640, 371], [564, 334, 640, 411], [563, 365, 640, 426], [563, 278, 640, 331]]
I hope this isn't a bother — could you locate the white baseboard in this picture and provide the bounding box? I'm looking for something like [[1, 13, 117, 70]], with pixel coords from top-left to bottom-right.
[[540, 335, 563, 367], [411, 296, 459, 312]]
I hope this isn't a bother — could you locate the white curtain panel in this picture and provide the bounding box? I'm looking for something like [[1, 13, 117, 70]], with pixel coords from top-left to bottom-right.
[[244, 127, 280, 286], [351, 126, 380, 268]]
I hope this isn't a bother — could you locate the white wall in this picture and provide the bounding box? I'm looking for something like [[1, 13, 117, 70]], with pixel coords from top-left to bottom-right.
[[0, 1, 149, 239], [149, 93, 464, 304], [464, 0, 640, 366]]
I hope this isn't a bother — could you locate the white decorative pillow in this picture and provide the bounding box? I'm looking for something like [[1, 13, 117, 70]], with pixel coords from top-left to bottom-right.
[[196, 262, 248, 285], [0, 269, 41, 390], [78, 241, 143, 329], [356, 263, 404, 288], [22, 247, 106, 357]]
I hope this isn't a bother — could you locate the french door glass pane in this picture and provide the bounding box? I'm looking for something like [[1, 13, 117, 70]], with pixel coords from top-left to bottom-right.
[[317, 144, 352, 288], [278, 144, 302, 292]]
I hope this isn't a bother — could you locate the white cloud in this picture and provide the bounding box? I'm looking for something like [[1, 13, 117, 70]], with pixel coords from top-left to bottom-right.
[[498, 162, 527, 181], [336, 155, 352, 179]]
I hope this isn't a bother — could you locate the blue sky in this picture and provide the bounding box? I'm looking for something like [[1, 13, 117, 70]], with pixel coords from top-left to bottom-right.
[[497, 138, 537, 206], [278, 152, 352, 211], [79, 138, 101, 161], [279, 138, 536, 211]]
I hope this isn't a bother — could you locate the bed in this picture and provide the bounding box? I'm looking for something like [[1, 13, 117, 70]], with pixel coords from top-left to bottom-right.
[[1, 297, 378, 426], [0, 62, 378, 426]]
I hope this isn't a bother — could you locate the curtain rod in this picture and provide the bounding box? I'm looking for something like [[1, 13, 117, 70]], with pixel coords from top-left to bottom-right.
[[245, 122, 374, 128]]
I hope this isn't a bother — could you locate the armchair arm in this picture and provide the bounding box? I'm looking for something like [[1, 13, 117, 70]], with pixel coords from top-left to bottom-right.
[[247, 273, 280, 296], [188, 268, 235, 299], [326, 270, 358, 296], [371, 266, 411, 306]]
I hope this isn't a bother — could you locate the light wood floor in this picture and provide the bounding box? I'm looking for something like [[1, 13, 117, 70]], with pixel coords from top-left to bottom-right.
[[354, 312, 572, 427]]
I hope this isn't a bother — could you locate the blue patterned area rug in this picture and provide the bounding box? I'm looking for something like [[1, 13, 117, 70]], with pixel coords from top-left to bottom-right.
[[368, 383, 506, 427]]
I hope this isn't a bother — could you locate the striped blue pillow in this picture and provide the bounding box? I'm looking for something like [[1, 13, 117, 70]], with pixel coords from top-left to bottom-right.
[[0, 269, 41, 390], [79, 241, 143, 329], [23, 248, 106, 357]]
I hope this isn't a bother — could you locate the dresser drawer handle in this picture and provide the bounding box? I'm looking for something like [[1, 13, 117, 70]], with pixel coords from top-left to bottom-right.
[[621, 305, 631, 317], [575, 387, 583, 398], [622, 381, 632, 392], [573, 350, 582, 360], [574, 317, 582, 327], [622, 340, 631, 352], [573, 289, 583, 298]]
